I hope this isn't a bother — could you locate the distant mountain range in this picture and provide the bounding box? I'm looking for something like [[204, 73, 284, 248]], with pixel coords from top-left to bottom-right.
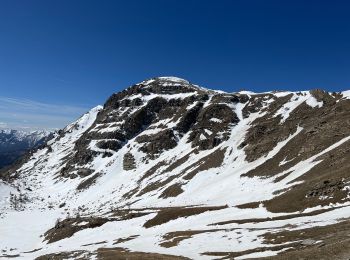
[[0, 129, 52, 169]]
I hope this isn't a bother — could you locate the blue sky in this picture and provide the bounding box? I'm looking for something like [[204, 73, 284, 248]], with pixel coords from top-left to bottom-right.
[[1, 0, 350, 130]]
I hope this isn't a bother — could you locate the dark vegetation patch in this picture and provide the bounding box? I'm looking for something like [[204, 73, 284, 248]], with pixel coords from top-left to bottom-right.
[[35, 250, 89, 260], [159, 183, 184, 199], [76, 172, 102, 191], [202, 243, 300, 260], [143, 205, 228, 228], [235, 201, 261, 209], [306, 179, 345, 198], [23, 248, 42, 254], [81, 241, 107, 247], [238, 95, 350, 212], [260, 220, 350, 260], [211, 207, 333, 226], [113, 235, 139, 245], [96, 247, 190, 260], [162, 152, 192, 174], [44, 209, 149, 244], [139, 160, 167, 182], [133, 152, 192, 198], [109, 209, 150, 220], [182, 148, 227, 180], [244, 93, 350, 174], [263, 140, 350, 213], [241, 94, 300, 163], [273, 171, 293, 183], [121, 186, 140, 200], [0, 254, 21, 258], [44, 217, 110, 243], [136, 174, 179, 197], [160, 229, 223, 248], [137, 148, 226, 198]]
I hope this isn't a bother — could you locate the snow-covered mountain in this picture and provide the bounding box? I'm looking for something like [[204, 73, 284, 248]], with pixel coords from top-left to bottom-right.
[[0, 77, 350, 259], [0, 129, 52, 169]]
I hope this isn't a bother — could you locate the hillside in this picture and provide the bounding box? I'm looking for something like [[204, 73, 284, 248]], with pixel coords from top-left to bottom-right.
[[0, 77, 349, 259]]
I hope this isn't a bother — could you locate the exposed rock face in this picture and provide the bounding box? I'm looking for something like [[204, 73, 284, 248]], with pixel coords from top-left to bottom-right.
[[57, 78, 245, 177], [1, 77, 350, 259], [136, 129, 178, 156], [76, 168, 93, 177], [123, 152, 136, 170], [175, 102, 204, 134], [189, 104, 239, 150]]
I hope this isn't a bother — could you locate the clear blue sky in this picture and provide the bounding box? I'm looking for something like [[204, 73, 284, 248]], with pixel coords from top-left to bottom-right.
[[0, 0, 350, 130]]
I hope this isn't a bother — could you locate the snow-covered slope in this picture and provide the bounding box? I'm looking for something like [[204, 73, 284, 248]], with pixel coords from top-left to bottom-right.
[[0, 77, 350, 259]]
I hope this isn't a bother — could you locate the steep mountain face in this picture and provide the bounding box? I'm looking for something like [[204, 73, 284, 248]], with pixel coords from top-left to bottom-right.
[[1, 77, 350, 259], [0, 130, 51, 169]]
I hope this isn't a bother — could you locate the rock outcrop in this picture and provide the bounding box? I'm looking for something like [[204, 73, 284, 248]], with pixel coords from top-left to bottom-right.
[[123, 152, 136, 170]]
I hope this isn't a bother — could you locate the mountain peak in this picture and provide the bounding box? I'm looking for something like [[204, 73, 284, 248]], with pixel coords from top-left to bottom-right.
[[141, 76, 191, 86], [104, 77, 206, 108], [136, 76, 201, 94]]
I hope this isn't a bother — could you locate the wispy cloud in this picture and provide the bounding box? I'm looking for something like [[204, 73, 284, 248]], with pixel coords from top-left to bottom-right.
[[0, 97, 91, 131]]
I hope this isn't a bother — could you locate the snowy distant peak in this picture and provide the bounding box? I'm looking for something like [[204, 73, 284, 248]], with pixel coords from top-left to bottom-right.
[[0, 129, 53, 169], [0, 129, 52, 150], [0, 129, 16, 136], [0, 129, 52, 143], [142, 76, 191, 85]]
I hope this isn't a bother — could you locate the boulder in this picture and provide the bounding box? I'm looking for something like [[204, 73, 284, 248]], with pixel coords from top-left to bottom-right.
[[123, 152, 136, 171]]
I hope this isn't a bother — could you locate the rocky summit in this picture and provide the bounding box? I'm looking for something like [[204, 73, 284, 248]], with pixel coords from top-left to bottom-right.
[[1, 77, 350, 259]]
